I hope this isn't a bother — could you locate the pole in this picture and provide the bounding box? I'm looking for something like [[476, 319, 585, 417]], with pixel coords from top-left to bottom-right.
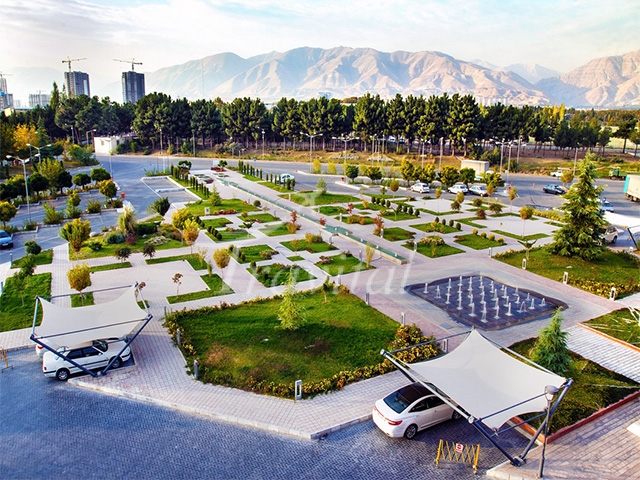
[[538, 385, 558, 478], [439, 137, 443, 173], [262, 129, 265, 159]]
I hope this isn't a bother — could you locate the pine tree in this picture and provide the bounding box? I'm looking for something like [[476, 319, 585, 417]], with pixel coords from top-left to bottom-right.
[[278, 270, 306, 331], [531, 308, 572, 376], [550, 154, 606, 260]]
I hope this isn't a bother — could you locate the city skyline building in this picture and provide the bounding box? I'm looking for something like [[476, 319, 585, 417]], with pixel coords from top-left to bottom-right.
[[64, 71, 90, 97], [122, 71, 145, 103], [28, 92, 51, 108]]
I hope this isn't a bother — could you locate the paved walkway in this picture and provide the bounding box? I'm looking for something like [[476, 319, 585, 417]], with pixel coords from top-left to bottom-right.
[[2, 168, 640, 477]]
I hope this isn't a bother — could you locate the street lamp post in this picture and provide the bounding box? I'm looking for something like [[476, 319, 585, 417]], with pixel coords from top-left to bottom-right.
[[26, 143, 52, 164], [301, 132, 323, 168], [261, 129, 265, 160], [6, 155, 32, 222], [439, 137, 444, 173], [85, 129, 96, 147], [538, 385, 559, 478]]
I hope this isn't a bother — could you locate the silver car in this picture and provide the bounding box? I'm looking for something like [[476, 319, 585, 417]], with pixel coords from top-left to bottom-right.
[[0, 230, 13, 248]]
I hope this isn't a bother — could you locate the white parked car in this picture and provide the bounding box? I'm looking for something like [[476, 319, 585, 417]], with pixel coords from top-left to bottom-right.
[[469, 185, 488, 197], [42, 338, 131, 381], [279, 173, 295, 182], [448, 183, 468, 194], [410, 182, 430, 194], [372, 382, 460, 439]]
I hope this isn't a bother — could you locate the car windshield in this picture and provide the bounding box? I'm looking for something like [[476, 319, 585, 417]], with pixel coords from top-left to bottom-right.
[[0, 231, 9, 238], [383, 384, 429, 413]]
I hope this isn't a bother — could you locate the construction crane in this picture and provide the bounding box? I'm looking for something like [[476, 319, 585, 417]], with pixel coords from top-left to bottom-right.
[[62, 56, 87, 72], [113, 58, 143, 71]]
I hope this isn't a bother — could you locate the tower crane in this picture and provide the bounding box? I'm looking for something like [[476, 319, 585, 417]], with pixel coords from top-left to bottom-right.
[[113, 58, 143, 71], [61, 56, 87, 72]]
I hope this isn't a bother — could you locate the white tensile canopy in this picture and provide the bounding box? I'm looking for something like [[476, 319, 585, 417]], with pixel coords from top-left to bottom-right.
[[32, 286, 150, 348], [604, 211, 640, 248], [405, 330, 567, 430]]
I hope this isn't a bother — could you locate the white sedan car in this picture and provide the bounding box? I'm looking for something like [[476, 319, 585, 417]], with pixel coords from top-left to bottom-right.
[[469, 185, 488, 197], [448, 183, 468, 194], [372, 382, 460, 439], [42, 338, 131, 381], [410, 182, 430, 194], [280, 173, 295, 182]]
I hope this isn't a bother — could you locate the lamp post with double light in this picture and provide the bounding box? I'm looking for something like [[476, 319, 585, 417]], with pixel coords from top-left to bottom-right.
[[538, 385, 559, 478], [27, 143, 52, 165], [301, 132, 323, 167], [6, 155, 33, 222], [261, 129, 265, 159]]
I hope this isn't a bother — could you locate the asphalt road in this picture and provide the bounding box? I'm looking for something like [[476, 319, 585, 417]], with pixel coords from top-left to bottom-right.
[[1, 349, 529, 480]]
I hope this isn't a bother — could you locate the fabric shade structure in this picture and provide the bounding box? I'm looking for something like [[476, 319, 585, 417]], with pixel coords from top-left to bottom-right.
[[604, 211, 640, 248], [32, 285, 151, 349], [382, 329, 572, 466], [405, 330, 566, 430]]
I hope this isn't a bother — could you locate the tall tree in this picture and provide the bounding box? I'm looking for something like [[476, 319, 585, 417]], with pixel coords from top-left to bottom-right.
[[550, 154, 606, 260]]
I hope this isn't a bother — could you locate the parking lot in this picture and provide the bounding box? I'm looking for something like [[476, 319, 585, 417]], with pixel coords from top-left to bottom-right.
[[1, 349, 529, 479]]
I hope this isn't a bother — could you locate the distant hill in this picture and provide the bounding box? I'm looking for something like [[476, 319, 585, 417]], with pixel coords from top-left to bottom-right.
[[536, 49, 640, 107], [6, 47, 640, 108], [502, 63, 560, 85], [146, 47, 551, 105]]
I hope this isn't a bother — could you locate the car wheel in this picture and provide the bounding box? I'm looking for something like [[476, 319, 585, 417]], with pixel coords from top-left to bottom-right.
[[612, 235, 617, 244], [404, 424, 418, 439], [56, 369, 70, 381], [452, 411, 461, 420], [111, 357, 122, 369]]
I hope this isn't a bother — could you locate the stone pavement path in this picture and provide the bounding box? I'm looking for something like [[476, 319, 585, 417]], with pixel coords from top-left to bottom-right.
[[567, 324, 640, 383]]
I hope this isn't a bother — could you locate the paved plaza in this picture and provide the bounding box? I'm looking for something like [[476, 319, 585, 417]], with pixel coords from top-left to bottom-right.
[[2, 167, 640, 479]]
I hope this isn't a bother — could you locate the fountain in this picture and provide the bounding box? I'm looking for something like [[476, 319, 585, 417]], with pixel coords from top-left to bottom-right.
[[405, 275, 566, 330]]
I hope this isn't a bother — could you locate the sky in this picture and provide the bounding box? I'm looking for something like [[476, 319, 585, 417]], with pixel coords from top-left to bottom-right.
[[2, 0, 639, 103]]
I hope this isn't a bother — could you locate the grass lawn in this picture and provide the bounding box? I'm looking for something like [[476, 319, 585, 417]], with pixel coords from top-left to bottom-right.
[[75, 234, 184, 259], [234, 244, 278, 264], [11, 249, 54, 268], [167, 274, 233, 303], [185, 198, 258, 216], [208, 228, 254, 242], [244, 213, 279, 223], [285, 192, 359, 206], [419, 208, 458, 216], [454, 234, 505, 250], [71, 292, 95, 307], [316, 205, 348, 216], [146, 253, 205, 270], [260, 223, 292, 237], [584, 309, 640, 347], [495, 246, 640, 298], [458, 217, 487, 229], [166, 289, 399, 395], [89, 262, 132, 273], [0, 273, 51, 331], [412, 222, 459, 234], [202, 217, 232, 228], [258, 181, 293, 193], [315, 253, 372, 275], [492, 230, 549, 241], [281, 239, 338, 253], [509, 337, 638, 433], [354, 202, 385, 211], [404, 241, 465, 258], [380, 210, 419, 221], [382, 227, 415, 242], [287, 255, 304, 262], [249, 264, 316, 287]]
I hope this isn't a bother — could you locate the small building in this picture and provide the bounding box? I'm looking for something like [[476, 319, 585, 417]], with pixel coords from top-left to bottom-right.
[[94, 136, 121, 155], [460, 159, 491, 176]]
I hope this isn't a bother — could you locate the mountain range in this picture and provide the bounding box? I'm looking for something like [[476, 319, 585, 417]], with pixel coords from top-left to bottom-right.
[[6, 47, 640, 108]]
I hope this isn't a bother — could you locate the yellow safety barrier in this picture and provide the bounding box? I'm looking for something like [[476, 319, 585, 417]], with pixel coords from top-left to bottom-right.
[[435, 439, 481, 474]]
